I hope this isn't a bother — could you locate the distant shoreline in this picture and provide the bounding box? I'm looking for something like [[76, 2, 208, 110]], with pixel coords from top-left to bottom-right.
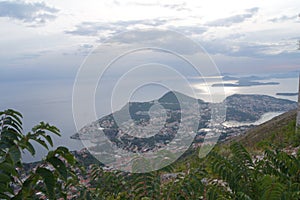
[[276, 92, 298, 97], [212, 81, 280, 87]]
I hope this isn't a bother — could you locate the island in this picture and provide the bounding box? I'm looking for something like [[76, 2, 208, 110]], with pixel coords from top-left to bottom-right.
[[276, 92, 298, 97], [213, 75, 280, 87], [212, 80, 279, 87]]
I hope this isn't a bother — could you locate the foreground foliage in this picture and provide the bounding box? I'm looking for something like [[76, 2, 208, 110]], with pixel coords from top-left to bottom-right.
[[87, 142, 300, 200], [0, 109, 89, 199], [207, 142, 300, 199], [1, 109, 299, 199]]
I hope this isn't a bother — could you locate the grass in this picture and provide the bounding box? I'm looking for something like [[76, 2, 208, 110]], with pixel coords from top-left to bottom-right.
[[232, 109, 298, 152]]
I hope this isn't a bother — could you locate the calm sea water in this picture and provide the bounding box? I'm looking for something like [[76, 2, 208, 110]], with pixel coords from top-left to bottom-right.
[[192, 77, 298, 102], [0, 77, 298, 162], [223, 112, 285, 127]]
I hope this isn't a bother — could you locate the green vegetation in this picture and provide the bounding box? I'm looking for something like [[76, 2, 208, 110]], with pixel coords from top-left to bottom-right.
[[233, 109, 300, 151], [207, 143, 300, 199], [1, 109, 300, 199], [0, 109, 90, 199]]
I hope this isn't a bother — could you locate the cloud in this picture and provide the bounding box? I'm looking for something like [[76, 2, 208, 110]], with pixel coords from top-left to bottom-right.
[[63, 44, 94, 57], [206, 7, 259, 27], [16, 53, 42, 60], [201, 38, 298, 59], [161, 3, 191, 12], [169, 26, 207, 35], [66, 18, 296, 58], [112, 1, 191, 12], [0, 1, 58, 25], [65, 21, 115, 36], [65, 19, 170, 37], [269, 15, 298, 23], [66, 18, 208, 40]]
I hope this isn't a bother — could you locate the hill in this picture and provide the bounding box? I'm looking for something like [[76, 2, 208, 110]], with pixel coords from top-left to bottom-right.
[[71, 91, 297, 155], [171, 108, 300, 178], [225, 94, 296, 122], [229, 109, 300, 152]]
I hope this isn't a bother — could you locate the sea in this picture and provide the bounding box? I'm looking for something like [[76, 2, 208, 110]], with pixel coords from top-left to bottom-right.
[[0, 76, 298, 162]]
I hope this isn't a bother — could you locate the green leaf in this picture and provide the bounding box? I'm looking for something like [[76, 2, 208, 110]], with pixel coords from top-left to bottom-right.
[[6, 109, 23, 119], [45, 135, 53, 147], [0, 173, 10, 183], [0, 192, 11, 200], [32, 122, 61, 137], [56, 146, 69, 153], [36, 167, 55, 199], [0, 162, 14, 174], [55, 147, 75, 164], [8, 146, 21, 165], [33, 138, 49, 150], [0, 129, 19, 143], [1, 186, 13, 196], [47, 157, 68, 180], [25, 141, 35, 156], [3, 116, 23, 134]]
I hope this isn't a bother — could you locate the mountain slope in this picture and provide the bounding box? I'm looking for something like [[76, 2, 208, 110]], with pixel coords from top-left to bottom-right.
[[231, 109, 299, 151]]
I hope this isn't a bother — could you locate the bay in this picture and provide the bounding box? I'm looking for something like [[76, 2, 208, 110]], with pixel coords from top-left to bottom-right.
[[0, 76, 298, 162]]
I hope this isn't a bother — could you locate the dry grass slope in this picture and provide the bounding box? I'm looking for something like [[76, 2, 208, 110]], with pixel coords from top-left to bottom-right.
[[231, 109, 298, 151]]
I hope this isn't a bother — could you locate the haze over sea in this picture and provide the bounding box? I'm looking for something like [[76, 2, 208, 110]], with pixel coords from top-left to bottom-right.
[[0, 76, 298, 162]]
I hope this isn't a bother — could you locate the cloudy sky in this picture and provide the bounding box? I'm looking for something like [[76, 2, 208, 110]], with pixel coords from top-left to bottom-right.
[[1, 0, 299, 161], [0, 0, 300, 81]]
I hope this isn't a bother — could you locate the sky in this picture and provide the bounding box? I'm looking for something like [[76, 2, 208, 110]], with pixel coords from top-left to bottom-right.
[[1, 0, 299, 161], [0, 0, 300, 81]]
